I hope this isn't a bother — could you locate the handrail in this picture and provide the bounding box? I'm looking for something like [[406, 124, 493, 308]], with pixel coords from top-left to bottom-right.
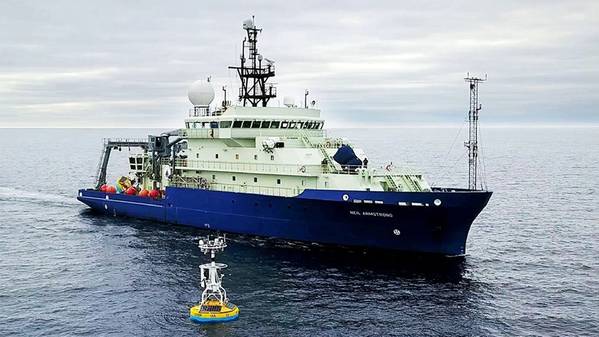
[[181, 128, 325, 138], [165, 158, 322, 176], [102, 137, 148, 144], [169, 175, 299, 197]]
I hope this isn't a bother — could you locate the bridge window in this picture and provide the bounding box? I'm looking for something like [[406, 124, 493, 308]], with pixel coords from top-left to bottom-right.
[[220, 121, 232, 128], [281, 121, 289, 128], [289, 121, 297, 128], [251, 121, 261, 128], [242, 121, 252, 128], [233, 121, 242, 128], [261, 121, 271, 128], [270, 121, 280, 128]]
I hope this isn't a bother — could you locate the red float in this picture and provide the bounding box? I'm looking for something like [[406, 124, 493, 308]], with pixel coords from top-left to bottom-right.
[[149, 189, 161, 199], [106, 185, 117, 193], [139, 189, 149, 197], [125, 186, 137, 195], [100, 184, 108, 192]]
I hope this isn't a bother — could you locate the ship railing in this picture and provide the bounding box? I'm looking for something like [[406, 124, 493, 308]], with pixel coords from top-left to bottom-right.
[[169, 176, 299, 197], [102, 137, 148, 145], [327, 164, 422, 176], [180, 128, 325, 139], [180, 128, 219, 138], [164, 158, 322, 176], [188, 108, 224, 117]]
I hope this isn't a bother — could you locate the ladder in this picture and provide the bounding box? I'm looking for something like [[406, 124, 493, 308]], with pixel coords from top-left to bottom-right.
[[385, 175, 400, 191], [94, 139, 110, 188]]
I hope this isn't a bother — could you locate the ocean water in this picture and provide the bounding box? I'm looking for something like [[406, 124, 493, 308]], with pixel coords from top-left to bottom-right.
[[0, 127, 598, 337]]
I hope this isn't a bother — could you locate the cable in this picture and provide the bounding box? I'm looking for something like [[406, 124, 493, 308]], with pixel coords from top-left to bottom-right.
[[431, 119, 467, 187]]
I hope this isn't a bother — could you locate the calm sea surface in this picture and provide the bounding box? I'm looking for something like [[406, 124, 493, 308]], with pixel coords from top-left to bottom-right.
[[0, 127, 598, 336]]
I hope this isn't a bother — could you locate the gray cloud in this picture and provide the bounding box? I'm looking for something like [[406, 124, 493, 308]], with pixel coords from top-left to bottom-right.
[[0, 0, 597, 127]]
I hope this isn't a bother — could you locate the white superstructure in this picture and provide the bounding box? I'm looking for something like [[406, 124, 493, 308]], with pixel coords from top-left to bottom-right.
[[133, 19, 431, 197]]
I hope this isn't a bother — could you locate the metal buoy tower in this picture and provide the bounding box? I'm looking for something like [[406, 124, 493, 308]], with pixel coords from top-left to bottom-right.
[[198, 235, 228, 304], [464, 74, 486, 190]]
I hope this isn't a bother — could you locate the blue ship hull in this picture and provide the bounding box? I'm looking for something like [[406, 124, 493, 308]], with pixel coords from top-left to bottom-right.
[[77, 187, 491, 256]]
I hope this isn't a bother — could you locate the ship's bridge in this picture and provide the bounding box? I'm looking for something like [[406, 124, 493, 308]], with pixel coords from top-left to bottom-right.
[[183, 105, 325, 139]]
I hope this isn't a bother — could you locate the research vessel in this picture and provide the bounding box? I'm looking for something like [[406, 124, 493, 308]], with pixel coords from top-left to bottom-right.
[[77, 19, 492, 256]]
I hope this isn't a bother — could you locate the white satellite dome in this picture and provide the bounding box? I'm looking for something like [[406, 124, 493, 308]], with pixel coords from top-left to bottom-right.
[[188, 80, 215, 107], [242, 18, 254, 29]]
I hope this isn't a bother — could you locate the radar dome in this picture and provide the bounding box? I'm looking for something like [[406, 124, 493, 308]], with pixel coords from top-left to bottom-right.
[[188, 80, 215, 106], [243, 18, 254, 29]]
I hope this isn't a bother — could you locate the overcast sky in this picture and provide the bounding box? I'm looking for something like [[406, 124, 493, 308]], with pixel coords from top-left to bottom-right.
[[1, 0, 597, 128]]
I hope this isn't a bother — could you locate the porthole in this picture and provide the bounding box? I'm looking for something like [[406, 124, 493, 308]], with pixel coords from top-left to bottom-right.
[[393, 229, 401, 236], [342, 194, 349, 201], [434, 199, 442, 206]]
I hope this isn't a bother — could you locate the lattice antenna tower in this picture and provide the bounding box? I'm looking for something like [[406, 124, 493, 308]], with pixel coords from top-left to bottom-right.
[[228, 17, 277, 107], [464, 73, 487, 190]]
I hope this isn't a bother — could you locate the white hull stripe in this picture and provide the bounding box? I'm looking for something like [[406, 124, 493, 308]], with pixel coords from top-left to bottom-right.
[[80, 196, 164, 208]]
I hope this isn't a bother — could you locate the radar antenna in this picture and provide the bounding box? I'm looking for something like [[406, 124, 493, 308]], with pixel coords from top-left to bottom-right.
[[228, 17, 276, 107], [464, 73, 487, 190]]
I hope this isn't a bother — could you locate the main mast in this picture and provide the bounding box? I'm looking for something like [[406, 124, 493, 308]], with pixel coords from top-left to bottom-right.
[[228, 17, 277, 107], [464, 74, 486, 190]]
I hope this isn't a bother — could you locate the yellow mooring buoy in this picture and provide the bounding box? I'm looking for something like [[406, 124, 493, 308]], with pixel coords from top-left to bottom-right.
[[190, 235, 239, 323]]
